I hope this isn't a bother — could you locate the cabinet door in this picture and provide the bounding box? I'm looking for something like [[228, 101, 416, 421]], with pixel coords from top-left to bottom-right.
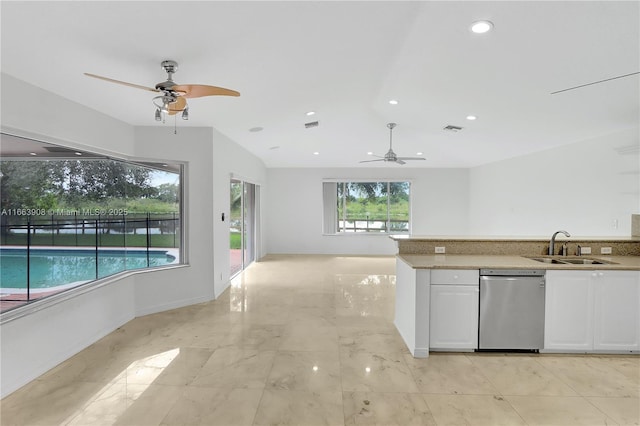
[[594, 271, 640, 351], [430, 285, 479, 350], [544, 270, 594, 351]]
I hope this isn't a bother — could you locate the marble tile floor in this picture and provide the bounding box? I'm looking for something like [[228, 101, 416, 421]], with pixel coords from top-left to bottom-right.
[[1, 254, 638, 426]]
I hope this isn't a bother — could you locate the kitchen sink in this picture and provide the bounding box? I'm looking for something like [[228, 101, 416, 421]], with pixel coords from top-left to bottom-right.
[[526, 257, 616, 265], [527, 257, 567, 264], [557, 258, 614, 265]]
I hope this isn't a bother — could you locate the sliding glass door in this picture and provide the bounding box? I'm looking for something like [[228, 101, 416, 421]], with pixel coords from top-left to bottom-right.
[[230, 178, 257, 277]]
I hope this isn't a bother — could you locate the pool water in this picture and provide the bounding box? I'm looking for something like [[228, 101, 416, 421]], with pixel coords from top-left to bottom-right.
[[0, 249, 176, 289]]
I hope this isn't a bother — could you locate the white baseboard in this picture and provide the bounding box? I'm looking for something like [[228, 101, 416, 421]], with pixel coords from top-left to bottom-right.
[[135, 295, 212, 317]]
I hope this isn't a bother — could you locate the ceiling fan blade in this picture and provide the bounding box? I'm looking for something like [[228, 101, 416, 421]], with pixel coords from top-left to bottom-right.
[[551, 71, 640, 94], [167, 96, 187, 115], [359, 159, 386, 163], [172, 84, 240, 98], [395, 159, 407, 165], [84, 73, 159, 93], [396, 157, 426, 161]]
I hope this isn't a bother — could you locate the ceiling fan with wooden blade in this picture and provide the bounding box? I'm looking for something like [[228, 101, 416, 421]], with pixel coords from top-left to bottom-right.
[[85, 60, 240, 120], [360, 123, 425, 165]]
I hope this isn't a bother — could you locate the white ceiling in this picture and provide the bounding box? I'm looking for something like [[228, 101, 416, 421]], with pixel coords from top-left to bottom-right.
[[1, 1, 638, 168]]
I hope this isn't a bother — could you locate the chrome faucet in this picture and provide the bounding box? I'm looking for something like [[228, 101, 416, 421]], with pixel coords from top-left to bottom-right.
[[549, 230, 571, 255]]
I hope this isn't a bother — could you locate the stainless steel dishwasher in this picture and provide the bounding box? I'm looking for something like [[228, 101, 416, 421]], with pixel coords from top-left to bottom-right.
[[479, 269, 545, 351]]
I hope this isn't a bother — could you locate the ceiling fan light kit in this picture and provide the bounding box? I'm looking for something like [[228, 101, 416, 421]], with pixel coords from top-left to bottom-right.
[[85, 59, 239, 123], [360, 123, 426, 165]]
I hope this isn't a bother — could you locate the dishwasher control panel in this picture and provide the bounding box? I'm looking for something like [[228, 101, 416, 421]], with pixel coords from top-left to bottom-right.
[[480, 269, 545, 277]]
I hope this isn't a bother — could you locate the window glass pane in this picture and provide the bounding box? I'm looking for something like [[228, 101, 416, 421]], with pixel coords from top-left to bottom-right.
[[0, 135, 183, 312], [230, 180, 242, 277], [329, 181, 409, 234], [389, 182, 410, 232], [342, 182, 386, 233]]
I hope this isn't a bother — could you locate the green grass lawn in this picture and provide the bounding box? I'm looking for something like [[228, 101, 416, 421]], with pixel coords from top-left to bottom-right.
[[230, 232, 242, 249]]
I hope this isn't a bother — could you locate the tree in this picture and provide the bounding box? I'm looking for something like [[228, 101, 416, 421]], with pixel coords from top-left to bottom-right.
[[155, 183, 179, 203], [62, 160, 154, 205], [0, 161, 60, 210]]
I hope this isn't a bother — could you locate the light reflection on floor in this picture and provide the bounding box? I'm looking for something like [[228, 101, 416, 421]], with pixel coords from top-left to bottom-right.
[[1, 254, 638, 426], [62, 348, 180, 425]]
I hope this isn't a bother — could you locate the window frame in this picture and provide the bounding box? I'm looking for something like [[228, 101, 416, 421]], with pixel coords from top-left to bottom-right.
[[0, 132, 186, 314], [322, 179, 412, 235]]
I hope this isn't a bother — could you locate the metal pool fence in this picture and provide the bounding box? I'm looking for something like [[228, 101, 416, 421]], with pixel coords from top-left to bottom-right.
[[0, 213, 180, 312]]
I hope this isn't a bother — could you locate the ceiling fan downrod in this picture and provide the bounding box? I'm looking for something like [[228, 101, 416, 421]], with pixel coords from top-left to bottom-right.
[[387, 122, 396, 150]]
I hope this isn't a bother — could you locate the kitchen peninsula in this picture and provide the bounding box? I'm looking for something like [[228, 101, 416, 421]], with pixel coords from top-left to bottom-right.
[[390, 235, 640, 358]]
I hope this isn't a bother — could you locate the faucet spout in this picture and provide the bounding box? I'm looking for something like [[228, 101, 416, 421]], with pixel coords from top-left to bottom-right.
[[549, 230, 571, 255]]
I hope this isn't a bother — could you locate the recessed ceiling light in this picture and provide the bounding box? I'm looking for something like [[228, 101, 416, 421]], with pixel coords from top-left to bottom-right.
[[74, 152, 83, 156], [466, 115, 477, 120], [249, 126, 263, 132], [389, 100, 398, 105], [29, 152, 37, 156], [416, 152, 423, 156], [471, 20, 493, 34], [367, 151, 374, 155], [306, 111, 316, 116], [313, 152, 320, 155]]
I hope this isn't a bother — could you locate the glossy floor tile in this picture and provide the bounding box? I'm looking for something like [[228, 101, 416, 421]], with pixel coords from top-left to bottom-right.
[[1, 254, 639, 426]]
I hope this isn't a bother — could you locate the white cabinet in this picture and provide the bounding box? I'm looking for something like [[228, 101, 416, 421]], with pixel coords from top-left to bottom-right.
[[545, 270, 640, 352], [544, 270, 594, 351], [430, 269, 479, 351], [593, 271, 640, 351]]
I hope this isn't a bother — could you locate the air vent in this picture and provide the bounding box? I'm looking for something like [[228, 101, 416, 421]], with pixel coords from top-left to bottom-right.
[[304, 121, 319, 129], [443, 125, 463, 132]]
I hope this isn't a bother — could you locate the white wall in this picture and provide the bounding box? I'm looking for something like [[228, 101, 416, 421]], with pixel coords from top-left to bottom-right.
[[1, 74, 140, 397], [1, 73, 135, 156], [0, 75, 267, 397], [469, 127, 640, 236], [266, 167, 469, 255], [133, 126, 268, 307], [133, 126, 217, 313], [211, 128, 268, 297]]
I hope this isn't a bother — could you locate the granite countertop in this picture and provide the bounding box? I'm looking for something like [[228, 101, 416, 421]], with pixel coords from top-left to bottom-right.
[[398, 254, 640, 271]]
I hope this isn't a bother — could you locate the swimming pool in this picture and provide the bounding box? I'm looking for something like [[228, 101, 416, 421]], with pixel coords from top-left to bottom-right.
[[0, 248, 176, 289]]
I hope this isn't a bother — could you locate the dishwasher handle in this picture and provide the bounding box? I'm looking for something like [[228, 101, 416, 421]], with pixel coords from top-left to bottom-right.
[[480, 274, 546, 288]]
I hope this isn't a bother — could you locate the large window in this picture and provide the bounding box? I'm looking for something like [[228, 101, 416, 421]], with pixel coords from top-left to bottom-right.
[[323, 181, 411, 234], [0, 134, 183, 313]]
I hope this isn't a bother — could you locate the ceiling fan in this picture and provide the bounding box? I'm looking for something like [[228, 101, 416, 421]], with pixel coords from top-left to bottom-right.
[[85, 60, 240, 121], [360, 123, 426, 165], [551, 71, 639, 95]]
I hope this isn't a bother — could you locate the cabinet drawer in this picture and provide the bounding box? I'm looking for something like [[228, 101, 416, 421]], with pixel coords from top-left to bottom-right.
[[431, 269, 479, 285]]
